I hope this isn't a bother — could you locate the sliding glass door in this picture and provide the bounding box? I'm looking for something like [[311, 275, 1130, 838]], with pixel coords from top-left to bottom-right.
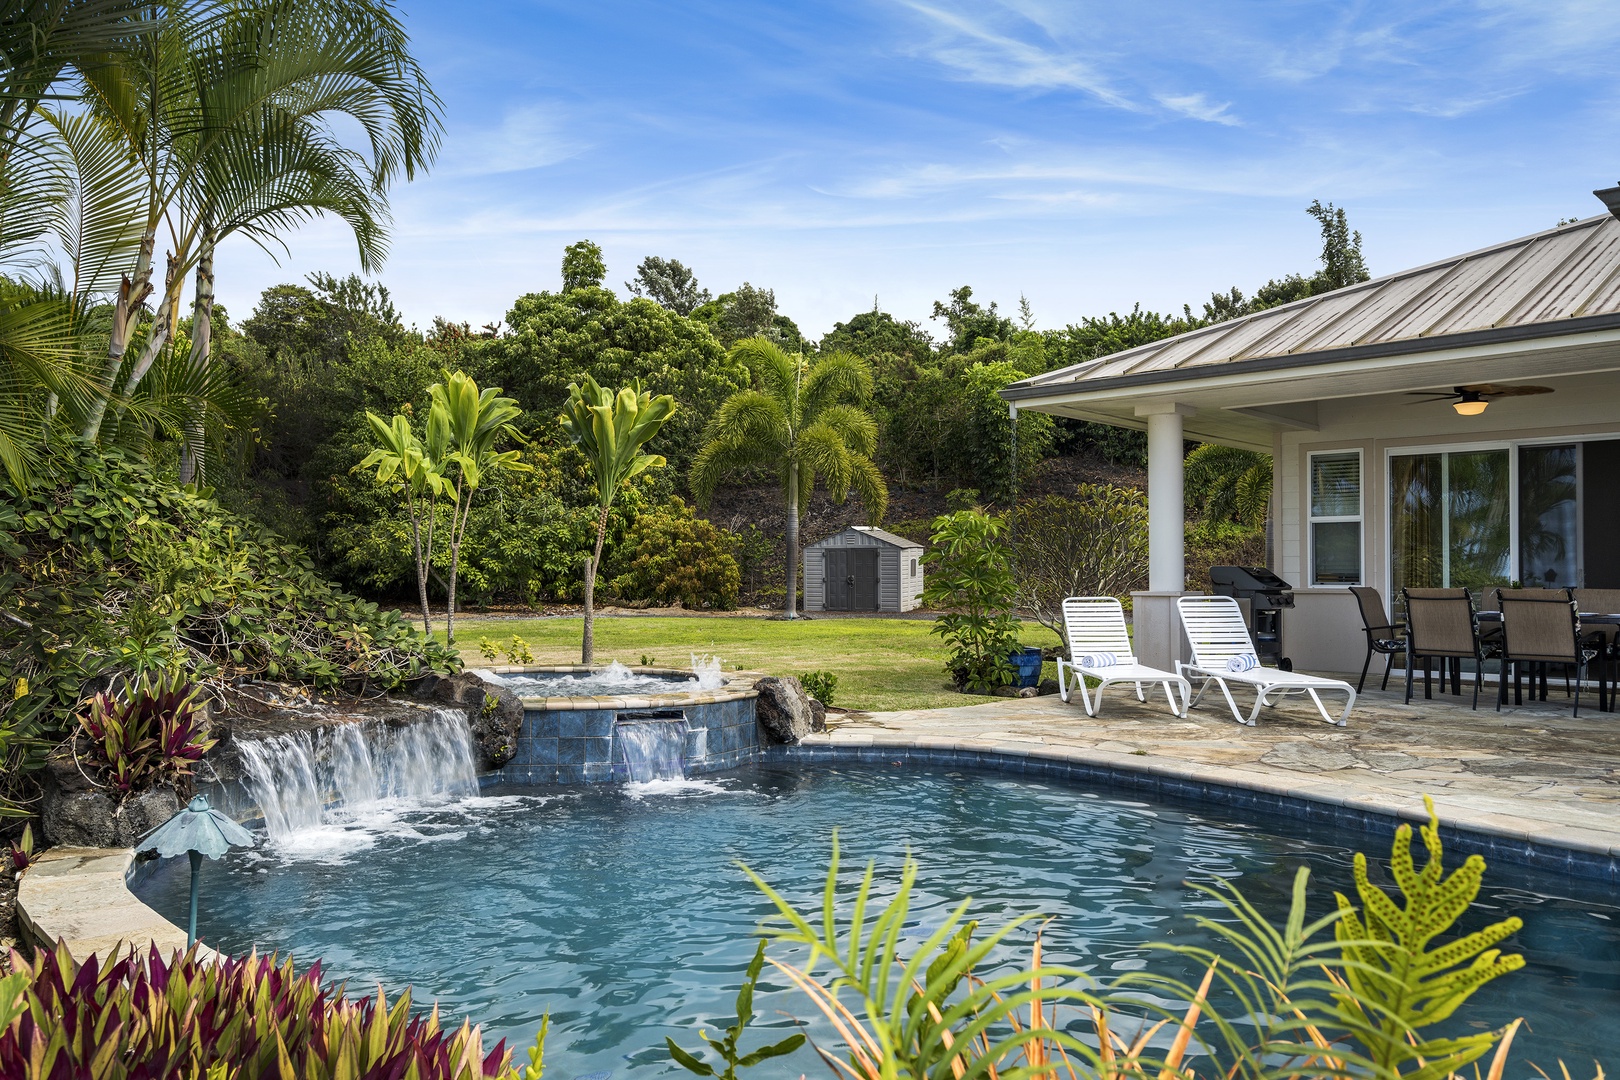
[[1518, 444, 1579, 588], [1389, 449, 1511, 599]]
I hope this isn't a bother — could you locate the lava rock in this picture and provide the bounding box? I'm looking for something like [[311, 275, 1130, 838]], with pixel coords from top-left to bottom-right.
[[807, 697, 827, 732], [1037, 678, 1060, 697], [419, 671, 522, 770], [993, 685, 1021, 698], [755, 676, 815, 744], [40, 752, 181, 848]]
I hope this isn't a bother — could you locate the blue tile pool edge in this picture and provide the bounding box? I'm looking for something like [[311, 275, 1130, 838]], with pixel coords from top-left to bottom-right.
[[764, 742, 1620, 886]]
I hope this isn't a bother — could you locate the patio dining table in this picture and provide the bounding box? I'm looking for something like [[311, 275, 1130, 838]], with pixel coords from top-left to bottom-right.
[[1474, 609, 1620, 712]]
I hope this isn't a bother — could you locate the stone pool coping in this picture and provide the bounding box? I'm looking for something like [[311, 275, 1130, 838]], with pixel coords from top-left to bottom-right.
[[781, 730, 1620, 883], [16, 846, 216, 963], [473, 664, 759, 712]]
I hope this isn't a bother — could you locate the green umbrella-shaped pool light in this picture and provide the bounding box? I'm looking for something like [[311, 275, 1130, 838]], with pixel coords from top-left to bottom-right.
[[137, 794, 255, 947]]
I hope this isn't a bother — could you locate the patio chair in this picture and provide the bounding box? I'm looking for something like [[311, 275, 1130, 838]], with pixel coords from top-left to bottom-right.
[[1494, 588, 1598, 716], [1349, 586, 1404, 692], [1056, 597, 1190, 717], [1574, 589, 1620, 710], [1175, 595, 1356, 726], [1401, 588, 1488, 709]]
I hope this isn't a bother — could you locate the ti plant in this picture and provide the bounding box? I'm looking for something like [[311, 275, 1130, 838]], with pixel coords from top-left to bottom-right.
[[7, 824, 32, 875], [78, 669, 216, 795], [1333, 795, 1525, 1079], [667, 941, 807, 1080]]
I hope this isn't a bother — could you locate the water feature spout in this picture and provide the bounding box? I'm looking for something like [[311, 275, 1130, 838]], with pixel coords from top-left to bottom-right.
[[615, 714, 689, 782], [689, 654, 725, 690], [236, 708, 478, 843]]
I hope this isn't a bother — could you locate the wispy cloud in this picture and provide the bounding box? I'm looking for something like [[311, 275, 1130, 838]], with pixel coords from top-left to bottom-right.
[[441, 104, 592, 178], [892, 0, 1136, 107], [1156, 92, 1239, 125]]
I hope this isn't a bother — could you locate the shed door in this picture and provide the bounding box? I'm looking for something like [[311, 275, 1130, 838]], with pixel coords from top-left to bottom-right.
[[849, 549, 880, 611], [821, 548, 879, 610], [822, 549, 848, 609]]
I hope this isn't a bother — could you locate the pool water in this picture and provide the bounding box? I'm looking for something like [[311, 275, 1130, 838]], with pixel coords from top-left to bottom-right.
[[484, 662, 700, 697], [134, 764, 1620, 1076]]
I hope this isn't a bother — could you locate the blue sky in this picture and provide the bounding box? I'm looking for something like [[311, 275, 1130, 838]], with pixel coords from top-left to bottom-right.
[[215, 0, 1620, 340]]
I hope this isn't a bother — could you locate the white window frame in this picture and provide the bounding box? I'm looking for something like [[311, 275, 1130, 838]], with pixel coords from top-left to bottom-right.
[[1308, 449, 1364, 587]]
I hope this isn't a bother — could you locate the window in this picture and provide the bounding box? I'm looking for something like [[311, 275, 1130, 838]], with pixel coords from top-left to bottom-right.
[[1310, 451, 1362, 585], [910, 558, 918, 577]]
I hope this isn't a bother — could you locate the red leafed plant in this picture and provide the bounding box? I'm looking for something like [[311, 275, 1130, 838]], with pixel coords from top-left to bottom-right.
[[77, 668, 217, 794], [0, 940, 538, 1080], [6, 824, 31, 874]]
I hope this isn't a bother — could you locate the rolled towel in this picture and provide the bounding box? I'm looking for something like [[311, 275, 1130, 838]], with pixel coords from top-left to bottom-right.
[[1226, 653, 1261, 672], [1077, 652, 1119, 669]]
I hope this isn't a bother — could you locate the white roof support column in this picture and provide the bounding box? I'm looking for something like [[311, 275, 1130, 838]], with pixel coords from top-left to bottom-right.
[[1139, 403, 1194, 593], [1130, 403, 1195, 674]]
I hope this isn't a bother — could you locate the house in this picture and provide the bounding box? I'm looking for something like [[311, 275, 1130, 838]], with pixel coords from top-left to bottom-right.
[[804, 526, 924, 613], [1001, 191, 1620, 675]]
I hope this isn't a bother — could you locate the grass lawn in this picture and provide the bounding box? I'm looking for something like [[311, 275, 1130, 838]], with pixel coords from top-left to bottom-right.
[[438, 615, 1058, 712]]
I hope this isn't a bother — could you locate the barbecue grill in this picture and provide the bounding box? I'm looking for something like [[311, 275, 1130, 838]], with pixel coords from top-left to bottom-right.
[[1209, 566, 1295, 670]]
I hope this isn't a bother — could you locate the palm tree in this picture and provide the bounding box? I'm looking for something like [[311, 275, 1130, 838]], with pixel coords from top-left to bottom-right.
[[430, 371, 528, 644], [691, 338, 887, 619], [559, 375, 677, 664], [358, 411, 447, 634], [66, 0, 441, 452]]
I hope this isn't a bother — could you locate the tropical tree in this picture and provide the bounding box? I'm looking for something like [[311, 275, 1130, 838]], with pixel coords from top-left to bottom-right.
[[59, 0, 441, 466], [1185, 443, 1272, 528], [559, 375, 676, 663], [691, 339, 888, 619], [430, 372, 529, 644], [357, 412, 447, 634], [358, 372, 527, 643]]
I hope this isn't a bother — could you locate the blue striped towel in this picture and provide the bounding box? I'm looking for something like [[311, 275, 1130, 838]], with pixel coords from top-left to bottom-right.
[[1078, 652, 1119, 669], [1226, 653, 1261, 672]]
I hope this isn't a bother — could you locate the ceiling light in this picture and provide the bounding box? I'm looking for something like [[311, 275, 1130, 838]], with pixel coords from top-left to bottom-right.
[[1453, 399, 1488, 416]]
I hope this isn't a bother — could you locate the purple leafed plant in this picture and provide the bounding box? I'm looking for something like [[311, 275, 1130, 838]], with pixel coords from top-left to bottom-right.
[[77, 669, 218, 794], [0, 941, 528, 1079]]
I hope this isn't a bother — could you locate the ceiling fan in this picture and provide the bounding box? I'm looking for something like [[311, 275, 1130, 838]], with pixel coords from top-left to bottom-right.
[[1404, 383, 1554, 416]]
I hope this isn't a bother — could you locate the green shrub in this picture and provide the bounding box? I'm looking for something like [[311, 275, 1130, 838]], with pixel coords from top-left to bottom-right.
[[920, 510, 1019, 692], [505, 635, 534, 665], [798, 670, 838, 707], [0, 941, 543, 1079], [608, 496, 740, 610], [479, 636, 501, 662], [78, 670, 215, 795], [0, 445, 459, 812]]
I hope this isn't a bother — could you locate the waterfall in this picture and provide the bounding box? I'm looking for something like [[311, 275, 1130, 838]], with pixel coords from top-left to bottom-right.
[[616, 718, 688, 782], [237, 708, 478, 842]]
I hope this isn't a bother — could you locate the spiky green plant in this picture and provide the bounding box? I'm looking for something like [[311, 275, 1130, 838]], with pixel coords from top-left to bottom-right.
[[1333, 796, 1525, 1079], [667, 940, 807, 1080]]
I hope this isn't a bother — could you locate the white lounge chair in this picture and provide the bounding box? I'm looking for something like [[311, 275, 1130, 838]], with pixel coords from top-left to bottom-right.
[[1056, 597, 1190, 717], [1176, 595, 1356, 727]]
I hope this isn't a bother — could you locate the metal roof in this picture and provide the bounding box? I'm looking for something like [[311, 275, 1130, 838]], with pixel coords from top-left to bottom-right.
[[808, 525, 923, 550], [1008, 212, 1620, 398]]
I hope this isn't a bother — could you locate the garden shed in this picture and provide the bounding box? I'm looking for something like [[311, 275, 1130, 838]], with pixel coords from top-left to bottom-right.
[[804, 526, 924, 612]]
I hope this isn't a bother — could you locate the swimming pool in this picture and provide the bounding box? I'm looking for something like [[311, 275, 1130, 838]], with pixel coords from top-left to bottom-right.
[[133, 763, 1620, 1075]]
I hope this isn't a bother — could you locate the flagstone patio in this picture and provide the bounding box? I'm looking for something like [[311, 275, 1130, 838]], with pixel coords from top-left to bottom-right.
[[807, 683, 1620, 862]]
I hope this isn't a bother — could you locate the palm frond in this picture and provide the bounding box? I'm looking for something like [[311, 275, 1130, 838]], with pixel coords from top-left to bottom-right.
[[802, 350, 872, 417]]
